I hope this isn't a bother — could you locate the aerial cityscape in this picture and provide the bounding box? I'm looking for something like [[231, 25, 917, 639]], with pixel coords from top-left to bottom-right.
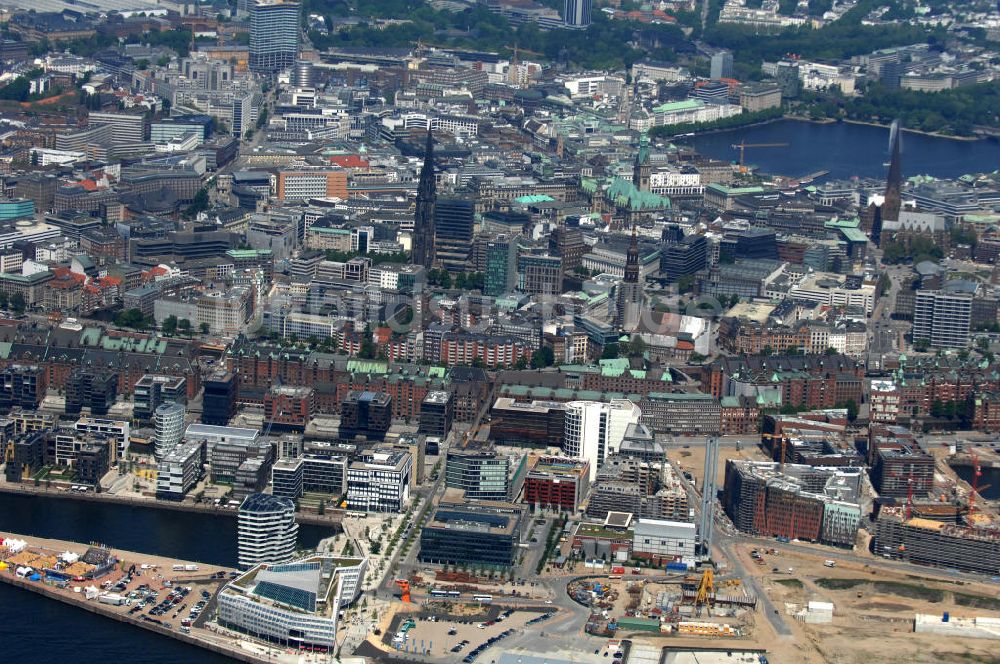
[[0, 0, 998, 662]]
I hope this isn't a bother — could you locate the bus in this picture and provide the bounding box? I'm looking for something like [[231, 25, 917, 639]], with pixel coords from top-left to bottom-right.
[[472, 594, 493, 603], [430, 589, 461, 597]]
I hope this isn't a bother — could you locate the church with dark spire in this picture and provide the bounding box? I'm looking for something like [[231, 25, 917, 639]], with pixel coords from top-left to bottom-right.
[[412, 128, 436, 268]]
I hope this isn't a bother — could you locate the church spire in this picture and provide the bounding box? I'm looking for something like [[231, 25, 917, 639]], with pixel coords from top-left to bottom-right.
[[624, 222, 639, 284], [412, 128, 436, 268]]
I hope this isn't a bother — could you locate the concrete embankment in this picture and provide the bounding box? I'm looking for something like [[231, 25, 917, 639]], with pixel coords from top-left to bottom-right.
[[0, 482, 343, 526]]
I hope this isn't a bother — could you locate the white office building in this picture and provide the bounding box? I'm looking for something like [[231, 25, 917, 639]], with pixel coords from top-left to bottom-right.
[[563, 399, 641, 481], [913, 286, 974, 349], [156, 440, 204, 501], [75, 417, 130, 461], [346, 450, 411, 512], [153, 402, 186, 459], [184, 423, 260, 454], [237, 493, 299, 569], [218, 555, 367, 649]]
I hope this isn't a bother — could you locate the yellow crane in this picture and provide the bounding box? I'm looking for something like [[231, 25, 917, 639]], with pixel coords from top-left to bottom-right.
[[694, 568, 714, 616], [731, 141, 789, 167]]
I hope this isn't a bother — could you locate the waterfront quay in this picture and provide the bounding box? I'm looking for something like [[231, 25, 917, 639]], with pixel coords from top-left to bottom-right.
[[0, 531, 267, 663], [0, 480, 343, 527]]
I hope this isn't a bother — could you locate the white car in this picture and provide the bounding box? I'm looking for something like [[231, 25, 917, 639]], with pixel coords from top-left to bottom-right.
[[545, 600, 553, 604]]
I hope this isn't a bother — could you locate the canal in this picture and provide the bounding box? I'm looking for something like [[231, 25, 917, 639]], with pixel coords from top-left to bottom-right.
[[685, 119, 1000, 181], [0, 493, 334, 567]]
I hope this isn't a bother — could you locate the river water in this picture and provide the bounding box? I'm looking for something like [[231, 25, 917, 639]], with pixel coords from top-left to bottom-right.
[[686, 119, 1000, 180], [0, 493, 336, 662]]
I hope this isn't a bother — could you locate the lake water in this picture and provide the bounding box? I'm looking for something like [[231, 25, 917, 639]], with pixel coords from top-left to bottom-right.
[[686, 119, 1000, 181]]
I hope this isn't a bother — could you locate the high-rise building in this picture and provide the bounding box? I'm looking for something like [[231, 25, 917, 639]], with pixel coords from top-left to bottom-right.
[[614, 225, 643, 331], [203, 371, 238, 426], [153, 402, 186, 459], [418, 391, 453, 438], [339, 391, 392, 441], [156, 440, 205, 501], [271, 457, 304, 500], [65, 369, 117, 416], [412, 129, 436, 269], [346, 450, 412, 512], [237, 493, 299, 569], [249, 0, 300, 74], [710, 51, 734, 79], [0, 364, 46, 413], [913, 287, 974, 348], [563, 399, 641, 481], [445, 443, 524, 501], [484, 234, 518, 296], [661, 234, 708, 282], [133, 374, 187, 423], [518, 254, 562, 295], [563, 0, 591, 26], [434, 198, 475, 272]]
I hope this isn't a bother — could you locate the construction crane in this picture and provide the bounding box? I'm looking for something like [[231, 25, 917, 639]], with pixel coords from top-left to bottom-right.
[[694, 568, 715, 616], [968, 452, 992, 517], [394, 579, 411, 603], [905, 470, 914, 520], [731, 141, 789, 167]]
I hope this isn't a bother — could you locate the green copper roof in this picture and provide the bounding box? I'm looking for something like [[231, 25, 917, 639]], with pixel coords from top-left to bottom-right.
[[515, 194, 555, 204], [346, 359, 388, 374], [599, 358, 630, 377], [607, 177, 671, 211]]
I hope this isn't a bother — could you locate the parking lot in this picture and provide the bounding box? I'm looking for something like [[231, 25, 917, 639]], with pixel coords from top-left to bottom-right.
[[386, 609, 552, 662]]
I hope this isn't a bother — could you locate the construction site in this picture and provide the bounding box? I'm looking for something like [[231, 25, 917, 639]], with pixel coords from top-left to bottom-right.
[[572, 567, 757, 640], [739, 539, 1000, 664]]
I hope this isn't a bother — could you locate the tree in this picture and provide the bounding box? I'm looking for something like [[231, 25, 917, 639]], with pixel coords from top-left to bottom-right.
[[601, 343, 619, 359], [0, 291, 9, 309], [842, 399, 858, 423], [913, 338, 930, 353], [178, 318, 192, 333], [825, 347, 838, 355], [370, 540, 382, 555], [689, 352, 707, 363], [531, 346, 555, 369], [440, 271, 452, 289], [114, 308, 146, 329], [162, 315, 178, 335], [454, 272, 467, 289], [199, 322, 210, 335], [184, 187, 209, 218], [10, 293, 25, 314]]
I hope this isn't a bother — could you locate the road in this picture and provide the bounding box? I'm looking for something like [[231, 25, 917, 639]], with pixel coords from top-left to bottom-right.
[[670, 449, 795, 638]]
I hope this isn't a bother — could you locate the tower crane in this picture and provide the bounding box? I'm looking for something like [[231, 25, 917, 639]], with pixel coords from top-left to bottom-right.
[[731, 141, 789, 167], [968, 452, 992, 518]]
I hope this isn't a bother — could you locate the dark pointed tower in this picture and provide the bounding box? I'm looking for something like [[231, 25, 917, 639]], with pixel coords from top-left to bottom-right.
[[412, 128, 436, 268], [875, 119, 903, 246], [615, 222, 643, 331], [624, 222, 640, 284], [632, 133, 651, 193]]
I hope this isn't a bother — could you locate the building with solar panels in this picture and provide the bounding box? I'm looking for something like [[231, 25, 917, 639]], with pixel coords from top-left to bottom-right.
[[218, 555, 367, 649]]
